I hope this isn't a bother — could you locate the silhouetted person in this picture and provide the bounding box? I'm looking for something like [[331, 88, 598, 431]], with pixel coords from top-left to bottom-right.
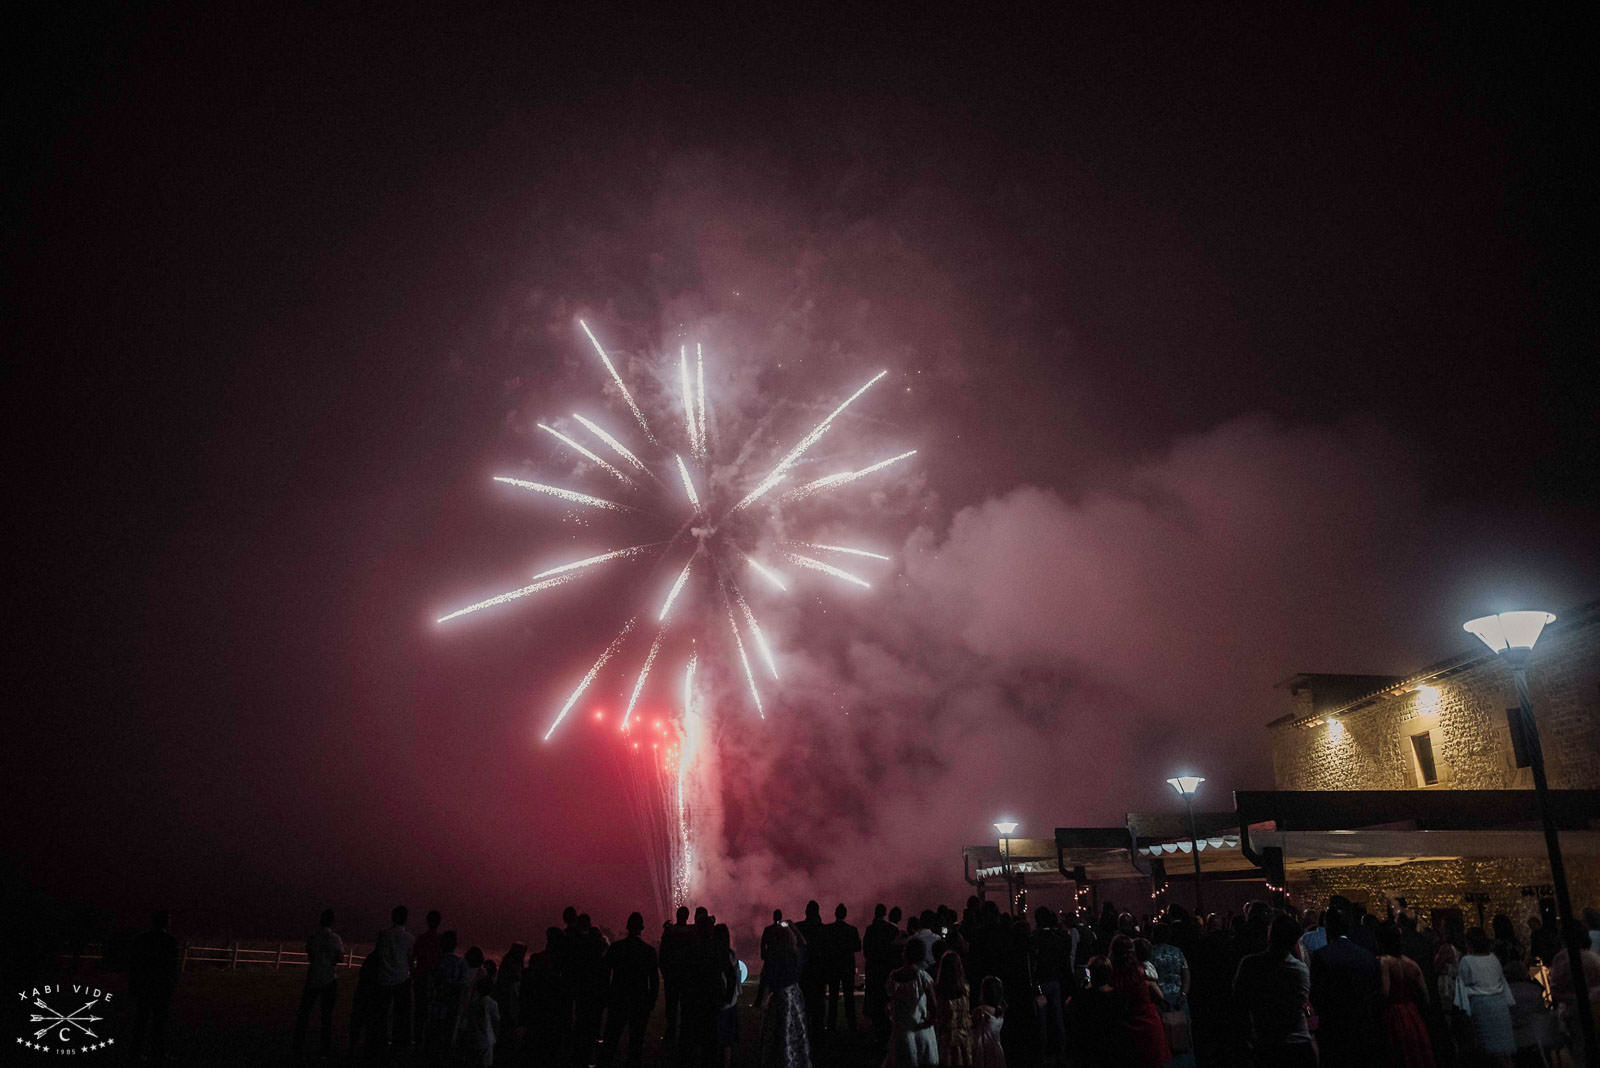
[[761, 910, 787, 963], [413, 908, 443, 1045], [495, 942, 526, 1064], [370, 904, 415, 1050], [795, 901, 827, 1039], [461, 974, 501, 1067], [128, 909, 178, 1063], [293, 907, 343, 1056], [757, 923, 811, 1068], [428, 930, 469, 1055], [660, 906, 693, 1044], [600, 912, 659, 1068], [1233, 913, 1315, 1067], [1310, 906, 1381, 1068], [572, 915, 607, 1067], [863, 903, 898, 1035], [824, 903, 860, 1033], [349, 946, 382, 1055], [680, 910, 723, 1068], [523, 927, 568, 1067]]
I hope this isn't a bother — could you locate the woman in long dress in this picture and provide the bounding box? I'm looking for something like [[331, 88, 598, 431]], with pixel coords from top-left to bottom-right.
[[1109, 934, 1170, 1068], [971, 976, 1006, 1068], [1458, 926, 1515, 1066], [757, 924, 811, 1068], [1376, 921, 1434, 1068], [934, 951, 973, 1067], [886, 937, 940, 1067]]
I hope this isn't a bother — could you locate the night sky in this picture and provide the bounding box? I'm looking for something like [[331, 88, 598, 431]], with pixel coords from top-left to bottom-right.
[[10, 4, 1598, 948]]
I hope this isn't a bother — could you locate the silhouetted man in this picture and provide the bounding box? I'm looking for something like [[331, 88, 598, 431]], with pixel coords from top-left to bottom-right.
[[294, 908, 344, 1056], [1309, 907, 1380, 1068], [659, 905, 692, 1043], [572, 915, 607, 1067], [1233, 913, 1315, 1067], [370, 905, 415, 1050], [795, 900, 828, 1037], [128, 909, 178, 1063], [863, 903, 898, 1035], [824, 902, 860, 1033], [412, 908, 443, 1044], [761, 909, 787, 962], [600, 912, 659, 1068]]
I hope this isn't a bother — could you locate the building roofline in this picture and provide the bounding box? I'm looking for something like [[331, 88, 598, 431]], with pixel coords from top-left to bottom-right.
[[1267, 597, 1600, 731]]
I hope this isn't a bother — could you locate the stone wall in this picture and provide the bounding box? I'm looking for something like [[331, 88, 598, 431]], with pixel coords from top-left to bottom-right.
[[1290, 856, 1600, 932], [1272, 621, 1600, 792]]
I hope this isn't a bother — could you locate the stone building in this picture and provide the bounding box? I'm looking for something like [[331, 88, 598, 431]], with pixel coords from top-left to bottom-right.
[[1263, 600, 1600, 929]]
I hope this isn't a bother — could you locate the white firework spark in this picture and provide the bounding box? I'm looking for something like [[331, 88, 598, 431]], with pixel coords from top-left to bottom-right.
[[436, 574, 575, 623], [580, 319, 656, 442], [538, 422, 637, 489], [784, 551, 873, 589], [544, 617, 637, 741], [493, 476, 634, 512], [732, 369, 888, 513], [658, 556, 695, 622], [744, 554, 789, 592], [796, 541, 891, 561], [674, 454, 702, 514], [786, 448, 919, 500], [572, 413, 650, 472]]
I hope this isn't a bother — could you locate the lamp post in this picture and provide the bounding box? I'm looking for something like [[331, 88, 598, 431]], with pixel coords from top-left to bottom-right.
[[1464, 610, 1595, 1067], [1166, 776, 1206, 915], [994, 820, 1018, 914]]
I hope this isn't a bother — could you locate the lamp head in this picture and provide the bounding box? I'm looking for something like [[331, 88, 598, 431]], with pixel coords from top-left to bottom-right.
[[1464, 611, 1555, 664], [993, 819, 1019, 837], [1166, 775, 1205, 799]]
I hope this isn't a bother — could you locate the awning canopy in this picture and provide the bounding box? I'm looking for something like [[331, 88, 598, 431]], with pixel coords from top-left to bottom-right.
[[964, 790, 1600, 893]]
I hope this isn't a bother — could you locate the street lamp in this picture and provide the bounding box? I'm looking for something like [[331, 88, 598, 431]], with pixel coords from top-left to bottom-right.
[[1464, 610, 1595, 1066], [1166, 776, 1206, 915], [994, 819, 1019, 914]]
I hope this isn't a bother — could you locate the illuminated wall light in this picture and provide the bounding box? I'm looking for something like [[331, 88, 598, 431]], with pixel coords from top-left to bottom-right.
[[1328, 718, 1347, 741], [1414, 684, 1440, 704]]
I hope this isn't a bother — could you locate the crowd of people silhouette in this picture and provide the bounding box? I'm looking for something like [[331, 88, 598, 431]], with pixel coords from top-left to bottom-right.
[[98, 892, 1600, 1066]]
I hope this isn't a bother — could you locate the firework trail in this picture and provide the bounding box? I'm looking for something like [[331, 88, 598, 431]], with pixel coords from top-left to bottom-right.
[[572, 414, 650, 472], [538, 422, 636, 489], [732, 370, 889, 513], [674, 454, 702, 514], [544, 617, 637, 741], [493, 477, 635, 512], [783, 551, 872, 589], [734, 588, 780, 678], [744, 554, 789, 593], [532, 544, 661, 582], [436, 574, 575, 623], [794, 542, 890, 561], [658, 556, 696, 622], [725, 600, 764, 717], [679, 346, 699, 456], [694, 343, 708, 464], [785, 449, 919, 500], [580, 319, 655, 442], [622, 629, 664, 729]]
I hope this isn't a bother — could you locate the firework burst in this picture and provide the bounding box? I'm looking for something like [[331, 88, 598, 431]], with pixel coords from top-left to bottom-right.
[[436, 318, 914, 908]]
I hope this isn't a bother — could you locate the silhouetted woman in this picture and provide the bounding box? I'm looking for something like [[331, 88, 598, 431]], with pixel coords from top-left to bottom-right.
[[757, 923, 811, 1068], [1376, 921, 1433, 1068], [934, 950, 973, 1066], [886, 937, 939, 1066], [1109, 933, 1170, 1068]]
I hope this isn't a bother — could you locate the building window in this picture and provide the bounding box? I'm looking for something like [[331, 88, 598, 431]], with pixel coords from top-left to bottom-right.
[[1412, 732, 1440, 786]]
